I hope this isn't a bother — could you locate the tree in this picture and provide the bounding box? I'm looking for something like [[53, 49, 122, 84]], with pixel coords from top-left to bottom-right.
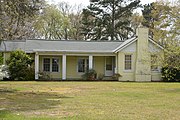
[[6, 50, 34, 80], [142, 0, 180, 81], [81, 9, 95, 40], [142, 3, 154, 36], [68, 5, 84, 40], [169, 0, 180, 42], [57, 1, 71, 40], [34, 5, 70, 40], [161, 41, 180, 82], [57, 2, 84, 40], [81, 0, 140, 41], [142, 0, 178, 46], [130, 12, 143, 36], [151, 1, 172, 45], [0, 0, 45, 40]]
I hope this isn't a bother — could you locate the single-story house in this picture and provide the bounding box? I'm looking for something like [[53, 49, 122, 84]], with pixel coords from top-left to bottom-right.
[[0, 27, 164, 81]]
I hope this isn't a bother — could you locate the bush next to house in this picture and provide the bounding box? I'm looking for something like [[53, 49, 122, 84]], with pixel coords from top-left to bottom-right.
[[6, 50, 34, 80], [161, 45, 180, 82], [0, 53, 3, 65], [162, 66, 180, 82], [82, 69, 97, 80]]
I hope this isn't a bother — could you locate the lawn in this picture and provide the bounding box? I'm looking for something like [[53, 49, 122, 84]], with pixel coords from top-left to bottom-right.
[[0, 82, 179, 120]]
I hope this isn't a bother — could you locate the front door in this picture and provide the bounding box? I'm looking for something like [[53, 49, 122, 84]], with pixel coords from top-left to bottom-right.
[[105, 57, 114, 76]]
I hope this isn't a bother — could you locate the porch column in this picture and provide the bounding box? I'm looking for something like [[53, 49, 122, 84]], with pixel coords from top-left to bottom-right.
[[35, 52, 39, 80], [62, 54, 66, 80], [89, 55, 93, 69]]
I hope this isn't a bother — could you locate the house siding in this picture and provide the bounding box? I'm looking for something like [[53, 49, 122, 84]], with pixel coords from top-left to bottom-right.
[[66, 56, 83, 79], [151, 72, 162, 81], [94, 56, 105, 78], [118, 52, 136, 81], [65, 56, 106, 79]]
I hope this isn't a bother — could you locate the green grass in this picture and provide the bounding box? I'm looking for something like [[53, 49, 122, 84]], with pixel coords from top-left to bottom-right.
[[0, 82, 179, 120]]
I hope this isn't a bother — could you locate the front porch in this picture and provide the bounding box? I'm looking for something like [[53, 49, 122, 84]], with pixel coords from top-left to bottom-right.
[[34, 52, 117, 80]]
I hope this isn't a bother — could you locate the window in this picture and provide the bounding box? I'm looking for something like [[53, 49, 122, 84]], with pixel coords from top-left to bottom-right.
[[151, 55, 158, 71], [78, 59, 89, 72], [43, 58, 59, 72], [52, 58, 59, 72], [43, 58, 50, 72], [125, 55, 132, 70]]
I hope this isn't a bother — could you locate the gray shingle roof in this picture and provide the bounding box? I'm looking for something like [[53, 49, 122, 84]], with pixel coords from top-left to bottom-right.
[[0, 40, 26, 52], [0, 39, 126, 53]]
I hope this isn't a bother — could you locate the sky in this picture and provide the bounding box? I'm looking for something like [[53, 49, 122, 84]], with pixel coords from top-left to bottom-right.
[[47, 0, 158, 14], [48, 0, 157, 6]]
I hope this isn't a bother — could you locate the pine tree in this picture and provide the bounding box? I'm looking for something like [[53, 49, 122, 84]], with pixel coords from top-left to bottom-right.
[[142, 3, 154, 36], [81, 0, 140, 41]]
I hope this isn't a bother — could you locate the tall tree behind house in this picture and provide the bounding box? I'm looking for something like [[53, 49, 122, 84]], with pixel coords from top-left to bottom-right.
[[0, 0, 45, 40], [81, 0, 141, 41]]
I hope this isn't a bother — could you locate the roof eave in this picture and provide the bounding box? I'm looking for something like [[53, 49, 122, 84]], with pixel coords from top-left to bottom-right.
[[113, 37, 137, 53], [148, 37, 164, 50], [32, 49, 115, 54]]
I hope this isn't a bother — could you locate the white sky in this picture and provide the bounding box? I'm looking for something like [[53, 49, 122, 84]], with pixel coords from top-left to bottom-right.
[[47, 0, 158, 14], [48, 0, 158, 6]]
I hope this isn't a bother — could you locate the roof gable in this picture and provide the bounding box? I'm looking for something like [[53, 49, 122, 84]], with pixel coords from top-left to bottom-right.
[[114, 37, 137, 53], [114, 37, 164, 53]]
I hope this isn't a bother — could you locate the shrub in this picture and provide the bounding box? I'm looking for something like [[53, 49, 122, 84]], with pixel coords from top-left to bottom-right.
[[161, 66, 180, 82], [82, 69, 97, 80], [6, 50, 34, 80], [24, 66, 35, 80], [112, 73, 122, 80], [98, 73, 104, 80], [38, 71, 50, 80], [161, 43, 180, 82], [0, 53, 3, 65]]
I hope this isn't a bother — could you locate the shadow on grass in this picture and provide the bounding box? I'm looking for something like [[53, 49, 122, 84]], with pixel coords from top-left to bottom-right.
[[0, 88, 17, 93], [0, 87, 72, 114]]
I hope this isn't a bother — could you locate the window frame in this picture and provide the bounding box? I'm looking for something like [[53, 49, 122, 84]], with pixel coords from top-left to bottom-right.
[[124, 54, 132, 71], [52, 58, 59, 72], [77, 58, 89, 73], [43, 58, 51, 72], [42, 57, 60, 73]]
